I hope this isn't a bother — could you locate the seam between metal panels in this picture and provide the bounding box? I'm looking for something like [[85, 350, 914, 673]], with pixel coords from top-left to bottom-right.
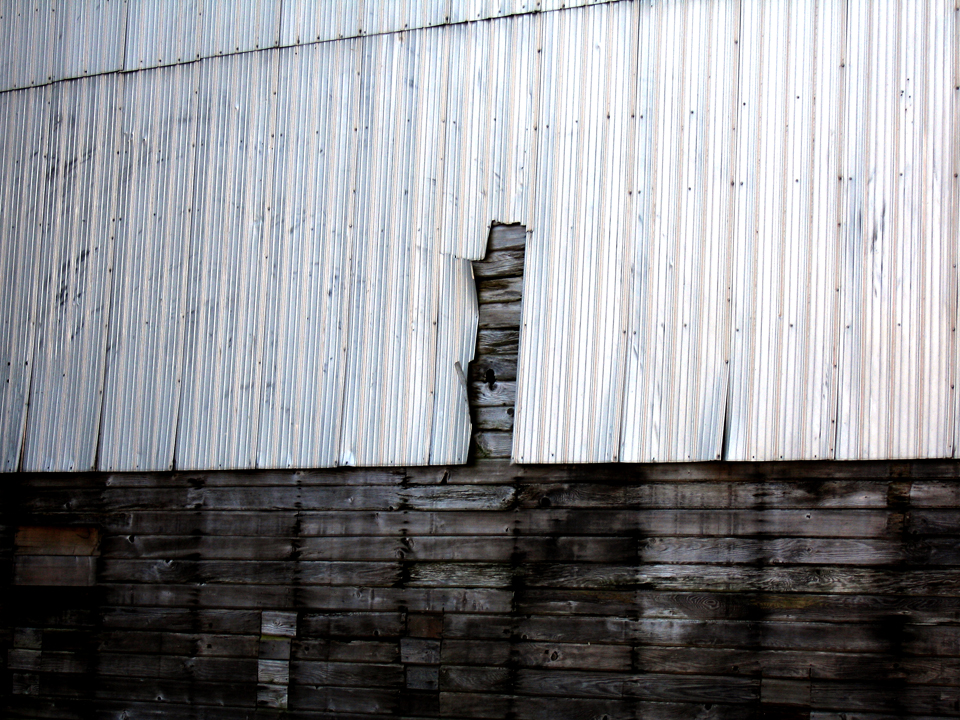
[[0, 1, 630, 100]]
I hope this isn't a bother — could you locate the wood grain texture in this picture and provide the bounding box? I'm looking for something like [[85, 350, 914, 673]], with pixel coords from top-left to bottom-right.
[[5, 453, 960, 720]]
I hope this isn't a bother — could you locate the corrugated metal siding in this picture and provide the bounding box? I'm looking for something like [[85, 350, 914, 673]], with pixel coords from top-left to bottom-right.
[[124, 0, 202, 71], [198, 0, 281, 58], [98, 64, 200, 472], [0, 0, 126, 91], [174, 50, 278, 471], [255, 39, 360, 469], [0, 86, 47, 471], [835, 0, 960, 460], [1, 0, 958, 470], [21, 74, 121, 472], [515, 0, 960, 463], [514, 1, 638, 463]]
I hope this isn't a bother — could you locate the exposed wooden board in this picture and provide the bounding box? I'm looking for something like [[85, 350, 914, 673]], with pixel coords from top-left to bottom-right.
[[256, 682, 287, 710], [99, 535, 298, 560], [400, 638, 440, 664], [910, 480, 960, 507], [293, 640, 397, 663], [440, 665, 512, 693], [14, 527, 101, 556], [261, 611, 297, 637], [102, 468, 407, 488], [472, 249, 525, 279], [474, 406, 515, 432], [486, 224, 527, 253], [477, 276, 523, 304], [96, 653, 257, 682], [470, 381, 517, 408], [14, 556, 97, 586], [406, 664, 439, 691], [477, 302, 522, 329], [809, 682, 960, 715], [637, 537, 915, 566], [476, 329, 520, 355], [517, 481, 889, 509], [98, 631, 257, 657], [298, 613, 405, 638], [100, 608, 261, 634], [98, 559, 402, 586], [469, 355, 518, 383], [100, 583, 515, 613], [473, 431, 513, 459], [257, 659, 289, 684], [130, 508, 896, 539], [909, 510, 960, 535], [93, 678, 256, 707], [287, 684, 397, 713], [510, 669, 758, 703]]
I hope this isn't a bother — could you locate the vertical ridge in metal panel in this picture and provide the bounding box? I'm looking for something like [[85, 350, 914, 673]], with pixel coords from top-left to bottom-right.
[[0, 86, 48, 470], [256, 40, 359, 469], [124, 0, 201, 71], [99, 63, 201, 472], [176, 50, 278, 470], [199, 0, 281, 58], [22, 74, 122, 472]]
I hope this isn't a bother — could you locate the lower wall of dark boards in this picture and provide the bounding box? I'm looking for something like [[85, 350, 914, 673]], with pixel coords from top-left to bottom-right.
[[2, 458, 959, 719]]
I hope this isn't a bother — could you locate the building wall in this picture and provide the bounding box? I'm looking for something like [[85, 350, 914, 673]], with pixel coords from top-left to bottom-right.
[[3, 459, 960, 719], [4, 244, 960, 718]]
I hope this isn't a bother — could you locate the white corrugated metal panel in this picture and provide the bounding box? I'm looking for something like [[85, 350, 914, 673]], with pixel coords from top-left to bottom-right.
[[515, 0, 960, 464], [59, 0, 127, 81], [619, 0, 737, 463], [21, 74, 122, 471], [836, 0, 960, 460], [199, 0, 281, 58], [175, 50, 278, 471], [256, 40, 360, 469], [279, 0, 363, 45], [726, 0, 842, 461], [124, 0, 202, 71], [0, 0, 59, 90], [97, 63, 200, 472], [0, 86, 48, 471], [514, 1, 638, 463]]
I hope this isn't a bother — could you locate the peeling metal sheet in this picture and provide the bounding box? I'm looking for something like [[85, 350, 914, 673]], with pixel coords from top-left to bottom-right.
[[21, 74, 121, 472], [98, 64, 200, 472], [0, 86, 48, 470]]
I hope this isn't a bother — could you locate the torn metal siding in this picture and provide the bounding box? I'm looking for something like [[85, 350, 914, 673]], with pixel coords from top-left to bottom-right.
[[98, 64, 200, 472], [21, 74, 122, 472], [0, 86, 47, 471]]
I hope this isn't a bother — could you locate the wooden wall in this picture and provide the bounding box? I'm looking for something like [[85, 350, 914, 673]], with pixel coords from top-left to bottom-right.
[[2, 225, 959, 718]]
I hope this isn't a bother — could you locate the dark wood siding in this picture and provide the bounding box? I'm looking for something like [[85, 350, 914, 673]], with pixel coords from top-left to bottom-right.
[[3, 460, 959, 719]]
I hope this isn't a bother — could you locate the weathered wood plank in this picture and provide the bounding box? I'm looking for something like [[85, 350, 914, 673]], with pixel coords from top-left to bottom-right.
[[469, 355, 518, 382], [477, 302, 522, 329], [100, 608, 261, 634], [518, 481, 889, 509], [293, 639, 397, 663], [14, 527, 100, 556], [477, 276, 523, 304], [473, 431, 513, 459], [96, 653, 256, 682], [98, 559, 401, 586], [14, 556, 97, 586], [486, 224, 527, 252], [101, 507, 900, 540], [98, 631, 257, 657], [101, 584, 515, 613], [476, 329, 519, 354], [474, 406, 515, 432], [470, 381, 516, 407], [473, 249, 525, 279], [291, 661, 402, 688], [287, 684, 396, 713]]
